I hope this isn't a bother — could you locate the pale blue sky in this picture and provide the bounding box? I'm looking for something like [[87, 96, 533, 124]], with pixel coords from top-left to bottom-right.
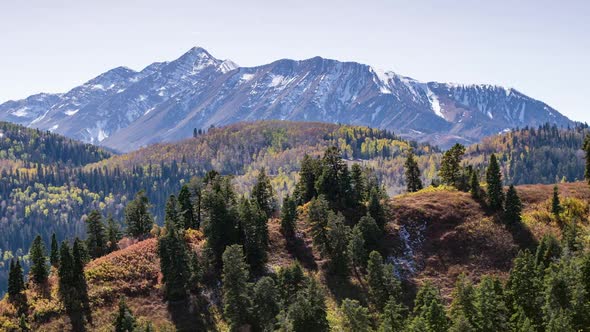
[[1, 0, 588, 122]]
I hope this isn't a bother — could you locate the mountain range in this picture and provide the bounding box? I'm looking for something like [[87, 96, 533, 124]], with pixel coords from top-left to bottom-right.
[[0, 47, 573, 151]]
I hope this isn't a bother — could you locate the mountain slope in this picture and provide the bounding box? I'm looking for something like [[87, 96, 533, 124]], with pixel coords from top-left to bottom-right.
[[0, 47, 573, 151]]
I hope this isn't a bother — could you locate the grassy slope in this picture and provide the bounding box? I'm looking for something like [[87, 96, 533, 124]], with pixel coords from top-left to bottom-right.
[[2, 182, 589, 331]]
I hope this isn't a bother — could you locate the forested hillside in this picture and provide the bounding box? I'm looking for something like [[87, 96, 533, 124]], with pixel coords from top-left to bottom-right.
[[0, 120, 588, 297], [2, 141, 590, 331]]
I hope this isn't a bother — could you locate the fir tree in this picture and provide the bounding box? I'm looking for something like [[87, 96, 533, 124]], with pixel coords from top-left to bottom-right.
[[222, 245, 251, 331], [307, 196, 331, 256], [315, 146, 352, 211], [280, 194, 297, 240], [551, 185, 562, 217], [85, 210, 107, 258], [367, 251, 399, 311], [72, 238, 91, 323], [252, 276, 280, 331], [105, 214, 122, 253], [378, 296, 407, 332], [357, 214, 381, 253], [114, 297, 136, 332], [505, 250, 542, 329], [7, 259, 25, 300], [368, 188, 386, 229], [251, 167, 276, 218], [469, 170, 481, 199], [125, 190, 154, 238], [287, 278, 329, 332], [341, 299, 373, 332], [504, 185, 522, 225], [158, 197, 191, 300], [350, 163, 367, 205], [238, 198, 268, 270], [412, 282, 449, 332], [349, 224, 367, 273], [326, 212, 350, 275], [449, 274, 476, 327], [277, 262, 306, 308], [29, 235, 48, 284], [294, 154, 319, 204], [473, 276, 508, 332], [50, 233, 59, 267], [178, 184, 196, 229], [439, 143, 466, 188], [405, 149, 423, 193], [535, 234, 562, 270], [486, 154, 504, 210]]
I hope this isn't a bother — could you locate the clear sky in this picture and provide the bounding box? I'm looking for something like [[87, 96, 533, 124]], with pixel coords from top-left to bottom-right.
[[1, 0, 588, 122]]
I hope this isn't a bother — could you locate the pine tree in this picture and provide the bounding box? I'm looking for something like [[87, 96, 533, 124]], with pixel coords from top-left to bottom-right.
[[252, 276, 280, 331], [551, 185, 562, 217], [405, 149, 423, 193], [222, 245, 251, 331], [280, 194, 298, 240], [178, 184, 196, 229], [29, 235, 49, 284], [504, 185, 522, 225], [341, 299, 373, 332], [114, 297, 136, 332], [50, 233, 59, 267], [158, 197, 191, 300], [125, 190, 154, 238], [288, 278, 329, 332], [85, 210, 107, 258], [105, 214, 122, 253], [486, 154, 504, 210], [439, 143, 466, 188], [251, 167, 276, 218]]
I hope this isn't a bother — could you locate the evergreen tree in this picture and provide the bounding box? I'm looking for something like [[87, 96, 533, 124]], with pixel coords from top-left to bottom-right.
[[294, 154, 319, 204], [85, 210, 107, 258], [280, 194, 298, 240], [178, 184, 196, 229], [59, 240, 91, 330], [412, 282, 449, 332], [504, 185, 522, 225], [439, 143, 466, 188], [405, 149, 423, 193], [357, 214, 381, 254], [378, 296, 407, 332], [341, 299, 373, 332], [50, 233, 59, 267], [158, 197, 191, 300], [251, 167, 276, 218], [551, 185, 562, 217], [19, 314, 31, 332], [287, 278, 329, 332], [326, 212, 350, 274], [188, 251, 202, 293], [7, 259, 25, 300], [307, 196, 331, 256], [72, 238, 91, 323], [473, 276, 508, 332], [535, 234, 562, 270], [222, 245, 251, 331], [367, 251, 399, 311], [350, 163, 367, 205], [486, 154, 504, 210], [238, 198, 268, 270], [29, 235, 48, 284], [105, 214, 122, 253], [125, 190, 154, 238], [449, 274, 476, 327], [114, 297, 136, 332], [505, 250, 542, 329], [252, 276, 280, 331], [202, 176, 240, 267], [368, 188, 386, 229], [277, 261, 306, 308], [448, 315, 475, 332], [164, 195, 181, 228], [349, 224, 367, 273], [469, 170, 481, 199], [315, 146, 352, 211]]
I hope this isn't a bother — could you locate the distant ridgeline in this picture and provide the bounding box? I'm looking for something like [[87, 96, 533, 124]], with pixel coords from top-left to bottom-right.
[[0, 120, 587, 294]]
